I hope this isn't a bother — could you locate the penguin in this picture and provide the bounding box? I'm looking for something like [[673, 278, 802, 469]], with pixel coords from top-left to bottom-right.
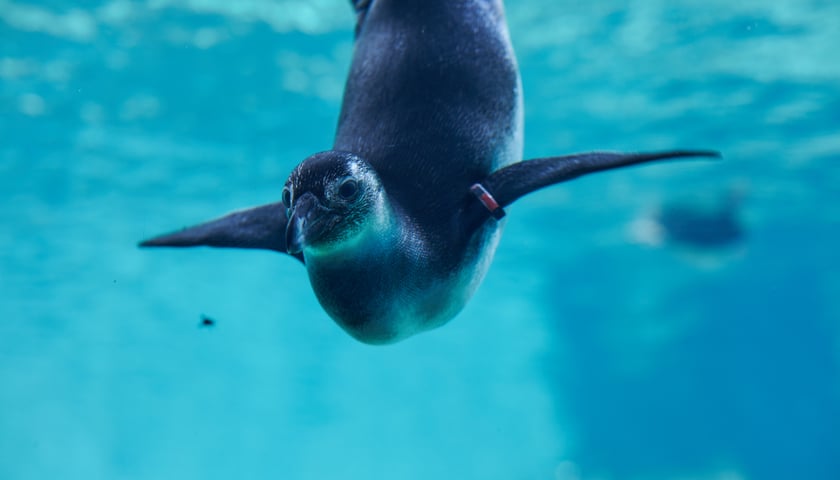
[[140, 0, 719, 344], [656, 186, 746, 248]]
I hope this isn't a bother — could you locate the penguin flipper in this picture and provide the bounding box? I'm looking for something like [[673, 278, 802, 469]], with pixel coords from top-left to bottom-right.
[[481, 150, 721, 209], [139, 201, 303, 262]]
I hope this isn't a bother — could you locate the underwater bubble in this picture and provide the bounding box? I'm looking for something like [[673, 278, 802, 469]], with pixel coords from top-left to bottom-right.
[[0, 58, 36, 79], [18, 93, 46, 116], [79, 102, 105, 124], [0, 3, 97, 42], [119, 94, 162, 121]]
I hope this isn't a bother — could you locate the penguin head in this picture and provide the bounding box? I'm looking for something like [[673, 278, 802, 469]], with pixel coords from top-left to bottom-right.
[[283, 151, 386, 256]]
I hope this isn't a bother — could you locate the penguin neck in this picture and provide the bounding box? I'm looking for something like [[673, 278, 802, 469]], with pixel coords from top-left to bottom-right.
[[302, 193, 420, 270], [301, 194, 430, 343]]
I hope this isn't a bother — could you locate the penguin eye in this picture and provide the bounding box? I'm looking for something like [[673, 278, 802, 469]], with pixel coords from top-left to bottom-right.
[[281, 186, 292, 208], [337, 178, 359, 200]]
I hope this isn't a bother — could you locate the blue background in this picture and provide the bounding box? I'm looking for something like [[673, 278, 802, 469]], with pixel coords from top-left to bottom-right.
[[1, 1, 838, 479]]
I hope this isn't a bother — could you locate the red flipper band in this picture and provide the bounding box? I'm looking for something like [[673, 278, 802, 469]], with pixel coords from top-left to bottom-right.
[[470, 183, 506, 220]]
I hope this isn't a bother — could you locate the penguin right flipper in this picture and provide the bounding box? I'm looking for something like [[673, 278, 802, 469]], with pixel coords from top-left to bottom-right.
[[139, 201, 304, 262], [477, 150, 721, 212]]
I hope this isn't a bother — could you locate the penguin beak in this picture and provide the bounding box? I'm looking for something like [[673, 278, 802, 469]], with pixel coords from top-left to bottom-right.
[[285, 192, 332, 255]]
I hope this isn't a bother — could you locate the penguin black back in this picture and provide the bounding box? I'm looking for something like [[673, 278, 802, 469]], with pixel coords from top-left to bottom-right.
[[335, 0, 522, 225]]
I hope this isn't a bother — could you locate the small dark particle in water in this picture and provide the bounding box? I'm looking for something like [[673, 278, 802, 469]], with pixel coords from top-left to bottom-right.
[[199, 315, 215, 328]]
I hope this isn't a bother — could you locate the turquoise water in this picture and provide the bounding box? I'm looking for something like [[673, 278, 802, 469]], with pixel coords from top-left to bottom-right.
[[1, 1, 838, 479]]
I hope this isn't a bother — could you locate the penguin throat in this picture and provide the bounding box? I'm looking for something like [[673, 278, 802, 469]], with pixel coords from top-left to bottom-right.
[[303, 195, 397, 261]]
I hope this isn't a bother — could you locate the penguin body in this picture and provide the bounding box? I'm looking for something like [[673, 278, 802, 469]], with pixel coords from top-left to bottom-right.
[[141, 0, 718, 344]]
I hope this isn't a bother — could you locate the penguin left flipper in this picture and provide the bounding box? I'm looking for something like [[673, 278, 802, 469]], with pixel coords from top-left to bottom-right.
[[139, 201, 304, 262], [473, 150, 721, 217]]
